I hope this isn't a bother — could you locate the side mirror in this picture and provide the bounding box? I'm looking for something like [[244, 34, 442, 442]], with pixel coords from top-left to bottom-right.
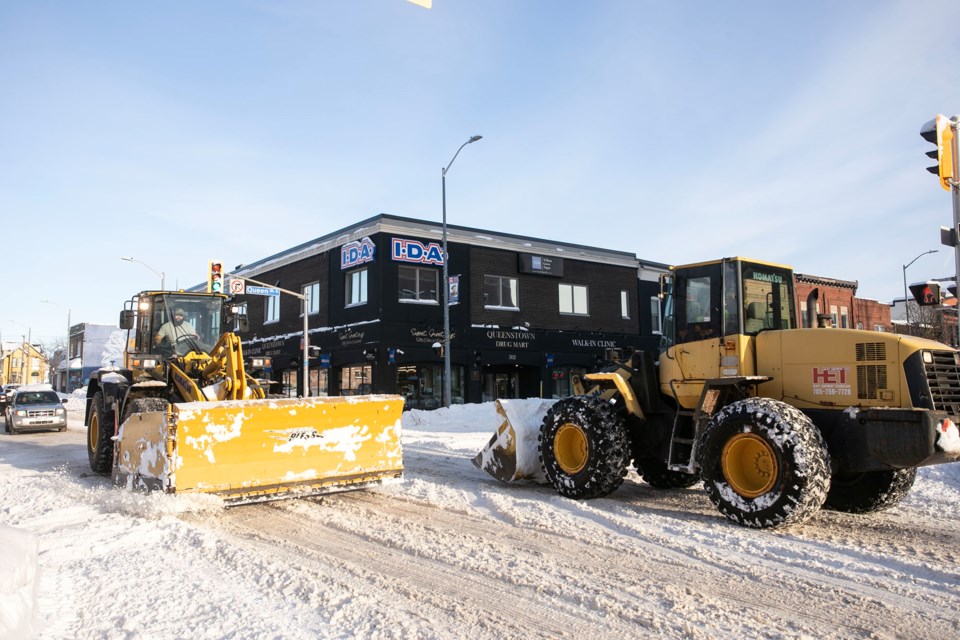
[[119, 310, 136, 330]]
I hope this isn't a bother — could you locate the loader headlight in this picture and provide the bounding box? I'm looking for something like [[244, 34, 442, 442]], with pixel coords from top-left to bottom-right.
[[923, 351, 934, 364]]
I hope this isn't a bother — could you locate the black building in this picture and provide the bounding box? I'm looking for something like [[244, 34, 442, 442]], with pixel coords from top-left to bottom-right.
[[230, 214, 667, 408]]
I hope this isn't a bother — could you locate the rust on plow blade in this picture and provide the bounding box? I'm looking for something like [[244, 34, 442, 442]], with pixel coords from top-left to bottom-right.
[[113, 394, 404, 504], [472, 399, 555, 483]]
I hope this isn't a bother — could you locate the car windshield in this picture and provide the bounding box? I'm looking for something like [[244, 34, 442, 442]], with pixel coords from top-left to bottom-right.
[[17, 391, 60, 405]]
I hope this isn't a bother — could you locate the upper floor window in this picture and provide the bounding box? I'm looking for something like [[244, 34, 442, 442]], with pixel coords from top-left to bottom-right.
[[265, 294, 280, 324], [559, 283, 589, 315], [621, 290, 630, 319], [302, 282, 320, 316], [346, 268, 368, 307], [399, 266, 438, 303], [484, 275, 519, 309]]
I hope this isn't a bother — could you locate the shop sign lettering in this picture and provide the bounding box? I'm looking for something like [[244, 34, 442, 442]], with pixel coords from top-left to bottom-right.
[[409, 327, 456, 344], [392, 238, 444, 265], [485, 330, 535, 350], [570, 339, 618, 348], [341, 237, 376, 270], [338, 329, 365, 346]]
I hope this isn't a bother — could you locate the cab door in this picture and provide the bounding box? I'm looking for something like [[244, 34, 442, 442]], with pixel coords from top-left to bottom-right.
[[659, 264, 723, 408]]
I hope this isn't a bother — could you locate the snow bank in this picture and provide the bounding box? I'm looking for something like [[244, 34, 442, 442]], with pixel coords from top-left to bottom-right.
[[0, 526, 39, 639]]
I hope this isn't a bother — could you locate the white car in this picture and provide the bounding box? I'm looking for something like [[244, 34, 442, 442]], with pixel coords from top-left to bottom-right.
[[4, 385, 67, 435]]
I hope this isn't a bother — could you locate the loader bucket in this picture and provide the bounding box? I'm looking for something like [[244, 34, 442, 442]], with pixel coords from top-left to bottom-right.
[[472, 399, 555, 483], [113, 394, 404, 504]]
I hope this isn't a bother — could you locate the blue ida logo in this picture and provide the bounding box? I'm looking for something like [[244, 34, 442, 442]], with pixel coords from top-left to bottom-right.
[[341, 237, 376, 270], [391, 238, 444, 265]]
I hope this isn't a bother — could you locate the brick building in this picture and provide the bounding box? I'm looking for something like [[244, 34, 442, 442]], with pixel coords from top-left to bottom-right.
[[794, 273, 891, 331]]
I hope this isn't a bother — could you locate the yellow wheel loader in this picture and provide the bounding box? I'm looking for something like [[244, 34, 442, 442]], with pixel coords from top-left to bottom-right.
[[85, 290, 403, 504], [477, 257, 960, 529]]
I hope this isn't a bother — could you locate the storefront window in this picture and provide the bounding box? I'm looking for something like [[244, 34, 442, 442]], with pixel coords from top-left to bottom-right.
[[396, 364, 464, 409], [282, 370, 298, 398], [550, 366, 586, 399], [310, 368, 329, 397], [340, 364, 372, 395]]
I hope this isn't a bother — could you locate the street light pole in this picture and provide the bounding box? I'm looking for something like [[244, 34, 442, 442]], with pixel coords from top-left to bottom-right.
[[441, 135, 482, 409], [903, 249, 938, 332], [121, 256, 165, 290]]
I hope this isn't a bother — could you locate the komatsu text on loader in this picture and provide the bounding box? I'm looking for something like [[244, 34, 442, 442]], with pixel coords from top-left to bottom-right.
[[85, 290, 404, 504], [477, 257, 960, 528]]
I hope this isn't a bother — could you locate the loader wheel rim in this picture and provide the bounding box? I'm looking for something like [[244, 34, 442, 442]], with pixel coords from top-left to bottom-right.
[[721, 433, 777, 498], [555, 423, 589, 474], [89, 412, 99, 451]]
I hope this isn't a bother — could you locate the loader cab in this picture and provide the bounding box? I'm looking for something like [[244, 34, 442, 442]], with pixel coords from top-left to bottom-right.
[[660, 257, 796, 349], [121, 292, 228, 361]]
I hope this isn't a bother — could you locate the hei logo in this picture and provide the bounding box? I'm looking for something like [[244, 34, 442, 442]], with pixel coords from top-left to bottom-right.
[[391, 238, 444, 265], [813, 367, 846, 384], [341, 237, 376, 270]]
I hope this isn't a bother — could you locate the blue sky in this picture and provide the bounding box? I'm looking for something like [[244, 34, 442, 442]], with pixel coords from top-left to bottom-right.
[[2, 0, 959, 345]]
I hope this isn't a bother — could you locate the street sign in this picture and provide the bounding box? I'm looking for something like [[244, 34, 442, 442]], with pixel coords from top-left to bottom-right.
[[228, 278, 245, 295], [246, 285, 281, 297]]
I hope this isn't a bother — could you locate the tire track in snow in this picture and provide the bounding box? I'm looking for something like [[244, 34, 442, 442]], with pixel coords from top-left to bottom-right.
[[319, 490, 959, 639]]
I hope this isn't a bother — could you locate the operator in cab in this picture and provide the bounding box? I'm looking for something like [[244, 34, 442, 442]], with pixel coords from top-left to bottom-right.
[[154, 307, 199, 352]]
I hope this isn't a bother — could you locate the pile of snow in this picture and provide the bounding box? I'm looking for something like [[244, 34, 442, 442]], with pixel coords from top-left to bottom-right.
[[0, 526, 39, 639]]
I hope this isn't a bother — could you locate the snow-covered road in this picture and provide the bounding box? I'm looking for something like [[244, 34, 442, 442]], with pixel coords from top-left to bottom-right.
[[2, 402, 959, 639]]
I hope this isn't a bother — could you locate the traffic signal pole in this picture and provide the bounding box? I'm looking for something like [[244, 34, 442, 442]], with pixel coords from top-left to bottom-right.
[[951, 117, 960, 347]]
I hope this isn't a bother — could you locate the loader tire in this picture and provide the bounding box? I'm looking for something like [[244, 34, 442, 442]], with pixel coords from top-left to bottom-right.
[[87, 391, 116, 474], [698, 398, 830, 529], [123, 397, 170, 419], [825, 468, 917, 514], [539, 396, 629, 500], [634, 456, 701, 489]]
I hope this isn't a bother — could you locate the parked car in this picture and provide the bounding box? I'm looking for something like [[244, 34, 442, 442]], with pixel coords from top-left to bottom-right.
[[0, 383, 21, 414], [4, 384, 67, 435]]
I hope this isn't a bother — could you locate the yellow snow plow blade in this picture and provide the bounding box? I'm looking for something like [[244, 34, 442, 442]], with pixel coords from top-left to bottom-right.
[[113, 395, 404, 504], [472, 399, 555, 483]]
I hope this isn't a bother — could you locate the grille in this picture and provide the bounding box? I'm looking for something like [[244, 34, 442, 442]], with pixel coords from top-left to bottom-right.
[[27, 409, 57, 418], [856, 342, 886, 362], [857, 365, 887, 400], [924, 350, 960, 413]]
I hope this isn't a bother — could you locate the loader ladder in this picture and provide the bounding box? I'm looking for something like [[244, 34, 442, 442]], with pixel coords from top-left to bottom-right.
[[666, 377, 770, 473]]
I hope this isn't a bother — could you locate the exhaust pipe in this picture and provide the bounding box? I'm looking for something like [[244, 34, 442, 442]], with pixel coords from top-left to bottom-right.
[[806, 287, 819, 328]]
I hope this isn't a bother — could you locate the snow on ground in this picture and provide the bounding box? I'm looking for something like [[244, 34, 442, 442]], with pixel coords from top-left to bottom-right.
[[1, 400, 959, 639]]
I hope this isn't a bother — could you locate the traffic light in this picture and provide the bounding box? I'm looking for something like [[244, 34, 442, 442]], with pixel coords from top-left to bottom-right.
[[208, 260, 224, 293], [909, 281, 941, 306], [920, 114, 956, 191]]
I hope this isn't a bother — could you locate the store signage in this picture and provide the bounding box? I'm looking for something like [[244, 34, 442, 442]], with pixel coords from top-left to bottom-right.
[[485, 329, 535, 350], [337, 329, 366, 346], [409, 327, 455, 344], [570, 338, 619, 348], [519, 253, 563, 277], [341, 237, 376, 270], [391, 238, 444, 265]]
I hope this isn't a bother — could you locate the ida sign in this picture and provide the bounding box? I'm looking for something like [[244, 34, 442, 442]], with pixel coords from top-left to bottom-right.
[[341, 237, 376, 270], [391, 237, 444, 265]]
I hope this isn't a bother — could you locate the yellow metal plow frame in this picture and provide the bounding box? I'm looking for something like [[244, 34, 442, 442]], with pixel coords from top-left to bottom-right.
[[113, 394, 404, 504]]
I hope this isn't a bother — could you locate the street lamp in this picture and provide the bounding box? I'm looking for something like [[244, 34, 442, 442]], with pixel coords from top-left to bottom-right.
[[41, 300, 71, 392], [121, 256, 165, 290], [441, 134, 482, 408], [903, 249, 938, 330]]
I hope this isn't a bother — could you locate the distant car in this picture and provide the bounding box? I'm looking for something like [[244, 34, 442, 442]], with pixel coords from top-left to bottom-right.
[[0, 383, 21, 413], [4, 385, 67, 435]]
